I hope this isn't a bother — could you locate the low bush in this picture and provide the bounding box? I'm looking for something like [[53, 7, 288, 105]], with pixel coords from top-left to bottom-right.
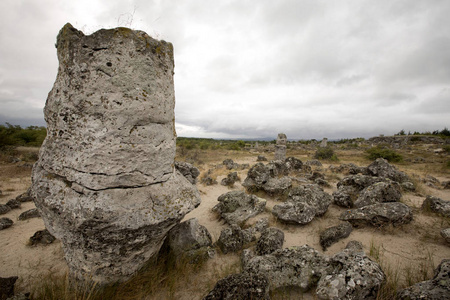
[[313, 147, 338, 161], [366, 146, 403, 162]]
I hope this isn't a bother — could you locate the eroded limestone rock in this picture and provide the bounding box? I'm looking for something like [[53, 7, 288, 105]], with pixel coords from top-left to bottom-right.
[[274, 133, 287, 161], [213, 191, 266, 226], [31, 24, 200, 284]]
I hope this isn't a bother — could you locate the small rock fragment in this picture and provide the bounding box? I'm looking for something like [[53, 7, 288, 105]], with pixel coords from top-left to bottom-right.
[[29, 229, 56, 246], [18, 208, 40, 221], [319, 222, 353, 250], [0, 217, 14, 230]]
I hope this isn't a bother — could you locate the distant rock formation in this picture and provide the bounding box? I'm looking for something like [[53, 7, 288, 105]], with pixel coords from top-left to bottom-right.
[[31, 23, 200, 284], [274, 133, 287, 160]]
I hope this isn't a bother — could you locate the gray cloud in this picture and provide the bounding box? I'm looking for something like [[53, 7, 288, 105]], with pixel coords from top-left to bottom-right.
[[0, 0, 449, 138]]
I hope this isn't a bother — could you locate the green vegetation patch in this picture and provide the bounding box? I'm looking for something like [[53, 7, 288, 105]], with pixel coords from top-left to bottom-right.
[[366, 146, 403, 162]]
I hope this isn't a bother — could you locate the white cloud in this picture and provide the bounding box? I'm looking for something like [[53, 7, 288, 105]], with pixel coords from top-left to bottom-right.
[[0, 0, 449, 139]]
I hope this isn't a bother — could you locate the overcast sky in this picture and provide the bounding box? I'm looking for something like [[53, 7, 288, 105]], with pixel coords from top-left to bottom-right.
[[0, 0, 449, 139]]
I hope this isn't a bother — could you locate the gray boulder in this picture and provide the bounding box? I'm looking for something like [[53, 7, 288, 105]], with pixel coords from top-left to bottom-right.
[[256, 155, 267, 162], [174, 161, 200, 185], [220, 172, 239, 187], [213, 191, 266, 226], [340, 202, 413, 227], [30, 24, 200, 284], [243, 163, 270, 191], [162, 218, 214, 263], [333, 175, 392, 208], [354, 181, 402, 208], [256, 227, 285, 256], [223, 159, 237, 170], [306, 160, 323, 167], [0, 204, 11, 215], [15, 190, 33, 202], [397, 259, 450, 299], [262, 177, 292, 196], [366, 158, 410, 183], [201, 175, 218, 186], [316, 241, 385, 300], [216, 224, 244, 254], [18, 208, 40, 221], [267, 160, 290, 177], [6, 199, 21, 210], [203, 272, 270, 300], [441, 228, 450, 244], [0, 218, 13, 230], [272, 185, 332, 225], [243, 245, 329, 292], [319, 222, 353, 251], [422, 195, 450, 217], [29, 229, 56, 246]]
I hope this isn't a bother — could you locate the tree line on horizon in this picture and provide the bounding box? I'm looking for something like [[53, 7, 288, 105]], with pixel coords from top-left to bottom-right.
[[0, 123, 448, 149]]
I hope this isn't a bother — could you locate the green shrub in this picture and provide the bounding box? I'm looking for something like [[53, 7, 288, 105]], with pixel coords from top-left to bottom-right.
[[313, 147, 338, 161], [366, 146, 403, 162]]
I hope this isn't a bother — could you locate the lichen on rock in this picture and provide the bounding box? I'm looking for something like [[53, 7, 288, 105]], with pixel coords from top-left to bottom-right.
[[31, 23, 200, 284]]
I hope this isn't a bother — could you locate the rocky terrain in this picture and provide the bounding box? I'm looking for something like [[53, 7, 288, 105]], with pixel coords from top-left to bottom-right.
[[1, 140, 449, 299]]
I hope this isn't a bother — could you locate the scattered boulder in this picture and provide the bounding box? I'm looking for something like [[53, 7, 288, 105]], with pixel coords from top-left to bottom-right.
[[220, 172, 239, 187], [30, 24, 201, 284], [397, 259, 450, 299], [201, 174, 218, 186], [203, 272, 270, 300], [29, 229, 56, 246], [267, 160, 290, 177], [422, 195, 450, 217], [0, 218, 13, 230], [401, 181, 415, 192], [254, 217, 270, 232], [316, 241, 385, 300], [174, 161, 200, 185], [272, 185, 332, 225], [319, 222, 353, 251], [262, 177, 292, 196], [306, 160, 323, 167], [256, 155, 267, 162], [329, 163, 365, 175], [0, 205, 11, 215], [0, 276, 18, 300], [244, 163, 270, 188], [353, 181, 402, 208], [333, 175, 391, 208], [366, 158, 410, 183], [340, 202, 413, 227], [16, 189, 33, 203], [5, 199, 21, 210], [216, 224, 244, 254], [223, 159, 237, 170], [284, 156, 304, 171], [256, 227, 284, 255], [162, 218, 214, 263], [213, 191, 266, 226], [243, 245, 329, 292], [18, 208, 40, 221], [441, 228, 450, 244]]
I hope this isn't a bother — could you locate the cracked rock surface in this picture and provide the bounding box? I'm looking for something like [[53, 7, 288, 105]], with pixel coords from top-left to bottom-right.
[[31, 23, 200, 284]]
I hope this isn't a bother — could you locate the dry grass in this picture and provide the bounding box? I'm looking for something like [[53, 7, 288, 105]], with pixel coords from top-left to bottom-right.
[[29, 251, 242, 300]]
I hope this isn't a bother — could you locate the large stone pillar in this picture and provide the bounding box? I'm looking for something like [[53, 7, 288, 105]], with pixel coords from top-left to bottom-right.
[[274, 133, 287, 161], [31, 23, 200, 284]]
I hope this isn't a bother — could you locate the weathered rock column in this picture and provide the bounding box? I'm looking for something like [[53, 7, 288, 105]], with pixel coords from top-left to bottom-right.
[[274, 133, 287, 160], [320, 138, 328, 148], [31, 23, 200, 284]]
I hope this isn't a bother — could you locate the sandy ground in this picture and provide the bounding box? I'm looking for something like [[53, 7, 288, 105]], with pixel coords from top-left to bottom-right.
[[1, 152, 449, 299]]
